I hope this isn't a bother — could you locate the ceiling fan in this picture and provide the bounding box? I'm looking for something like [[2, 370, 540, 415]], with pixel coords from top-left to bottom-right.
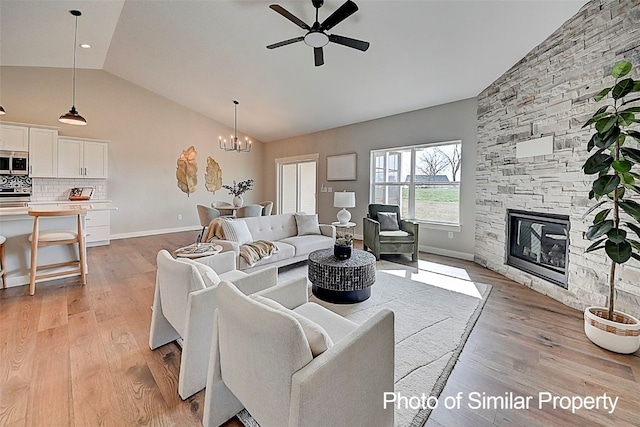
[[267, 0, 369, 66]]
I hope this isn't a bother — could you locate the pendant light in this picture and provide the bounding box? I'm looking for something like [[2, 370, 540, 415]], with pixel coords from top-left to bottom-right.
[[59, 10, 87, 126], [0, 105, 5, 115], [219, 100, 252, 152]]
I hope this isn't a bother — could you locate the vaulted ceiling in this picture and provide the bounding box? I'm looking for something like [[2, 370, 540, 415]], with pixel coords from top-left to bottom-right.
[[1, 0, 588, 142]]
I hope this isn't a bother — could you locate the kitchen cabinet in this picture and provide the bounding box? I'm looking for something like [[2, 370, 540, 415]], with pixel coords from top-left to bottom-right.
[[28, 127, 58, 178], [58, 137, 108, 179], [85, 209, 111, 246], [0, 124, 29, 151]]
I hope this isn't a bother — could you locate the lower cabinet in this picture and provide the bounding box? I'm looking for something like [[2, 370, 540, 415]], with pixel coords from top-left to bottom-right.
[[85, 210, 111, 247]]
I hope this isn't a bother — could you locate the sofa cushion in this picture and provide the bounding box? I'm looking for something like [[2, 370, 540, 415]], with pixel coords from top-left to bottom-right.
[[294, 213, 321, 236], [293, 302, 358, 344], [240, 214, 298, 242], [251, 295, 333, 357], [238, 241, 295, 270], [221, 219, 253, 245], [280, 235, 334, 257], [378, 212, 400, 231], [181, 258, 221, 287]]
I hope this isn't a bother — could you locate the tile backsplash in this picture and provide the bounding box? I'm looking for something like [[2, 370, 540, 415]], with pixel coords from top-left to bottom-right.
[[31, 178, 108, 202]]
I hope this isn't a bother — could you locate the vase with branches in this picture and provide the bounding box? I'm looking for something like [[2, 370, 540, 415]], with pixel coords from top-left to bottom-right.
[[581, 60, 640, 353], [222, 179, 254, 207]]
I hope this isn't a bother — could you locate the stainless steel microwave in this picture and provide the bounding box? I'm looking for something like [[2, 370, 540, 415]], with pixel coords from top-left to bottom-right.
[[0, 150, 29, 175]]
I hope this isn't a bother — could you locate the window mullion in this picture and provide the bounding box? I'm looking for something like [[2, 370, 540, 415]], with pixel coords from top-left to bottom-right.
[[408, 148, 416, 219]]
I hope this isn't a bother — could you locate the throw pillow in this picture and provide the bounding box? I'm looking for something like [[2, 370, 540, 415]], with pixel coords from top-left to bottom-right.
[[378, 211, 400, 231], [294, 213, 321, 236], [220, 219, 253, 245], [182, 259, 221, 287], [251, 294, 333, 357]]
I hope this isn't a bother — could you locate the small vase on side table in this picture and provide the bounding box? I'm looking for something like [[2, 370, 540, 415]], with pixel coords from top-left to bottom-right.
[[233, 195, 244, 207]]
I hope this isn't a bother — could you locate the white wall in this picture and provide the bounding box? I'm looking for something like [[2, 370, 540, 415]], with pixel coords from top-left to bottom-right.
[[0, 66, 265, 237], [263, 98, 478, 259]]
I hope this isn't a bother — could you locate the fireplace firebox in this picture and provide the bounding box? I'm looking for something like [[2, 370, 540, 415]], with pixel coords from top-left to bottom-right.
[[506, 210, 570, 288]]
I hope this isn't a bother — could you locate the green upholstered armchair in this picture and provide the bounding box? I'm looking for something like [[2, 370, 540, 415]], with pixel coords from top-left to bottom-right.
[[363, 204, 419, 262]]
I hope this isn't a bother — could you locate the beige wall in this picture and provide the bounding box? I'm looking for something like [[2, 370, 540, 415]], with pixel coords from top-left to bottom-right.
[[263, 98, 478, 259], [0, 66, 264, 237]]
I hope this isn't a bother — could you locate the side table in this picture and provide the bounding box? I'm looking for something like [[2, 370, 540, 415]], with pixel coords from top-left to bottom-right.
[[308, 248, 376, 303]]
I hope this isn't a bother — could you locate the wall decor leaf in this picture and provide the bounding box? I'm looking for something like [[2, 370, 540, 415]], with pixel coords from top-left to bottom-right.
[[205, 156, 223, 193], [176, 146, 198, 196]]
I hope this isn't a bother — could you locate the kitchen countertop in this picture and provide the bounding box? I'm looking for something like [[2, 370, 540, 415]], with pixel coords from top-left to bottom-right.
[[0, 202, 117, 217]]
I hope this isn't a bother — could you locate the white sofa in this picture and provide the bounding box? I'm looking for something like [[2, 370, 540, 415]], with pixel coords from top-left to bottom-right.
[[209, 213, 335, 272]]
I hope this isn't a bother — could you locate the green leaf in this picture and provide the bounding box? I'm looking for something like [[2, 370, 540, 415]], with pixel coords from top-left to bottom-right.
[[619, 200, 640, 222], [628, 238, 640, 252], [593, 175, 620, 196], [605, 239, 632, 263], [594, 208, 611, 223], [607, 186, 625, 200], [622, 96, 640, 105], [626, 130, 640, 142], [594, 126, 620, 149], [595, 116, 618, 133], [583, 111, 612, 128], [612, 61, 632, 78], [619, 112, 635, 126], [612, 160, 632, 173], [622, 173, 636, 186], [613, 78, 635, 99], [607, 228, 627, 244], [594, 87, 612, 102], [626, 222, 640, 239], [621, 146, 640, 163], [587, 134, 596, 151], [585, 220, 614, 240], [586, 238, 606, 253], [628, 185, 640, 196], [583, 152, 613, 174], [588, 189, 595, 200], [582, 200, 607, 219], [621, 106, 640, 113]]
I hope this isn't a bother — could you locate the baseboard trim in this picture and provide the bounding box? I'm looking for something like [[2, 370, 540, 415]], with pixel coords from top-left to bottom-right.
[[110, 226, 200, 240], [419, 245, 474, 261]]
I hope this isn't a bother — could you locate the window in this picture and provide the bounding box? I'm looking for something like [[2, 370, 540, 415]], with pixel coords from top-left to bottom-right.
[[370, 141, 461, 225]]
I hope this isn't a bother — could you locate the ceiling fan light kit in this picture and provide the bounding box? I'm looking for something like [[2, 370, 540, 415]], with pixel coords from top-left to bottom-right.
[[59, 10, 87, 126], [267, 0, 369, 66]]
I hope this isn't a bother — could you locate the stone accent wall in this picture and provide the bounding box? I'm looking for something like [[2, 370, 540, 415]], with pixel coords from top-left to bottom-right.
[[475, 0, 640, 318]]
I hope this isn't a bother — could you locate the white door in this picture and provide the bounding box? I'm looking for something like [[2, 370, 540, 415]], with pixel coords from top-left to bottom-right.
[[278, 159, 317, 214]]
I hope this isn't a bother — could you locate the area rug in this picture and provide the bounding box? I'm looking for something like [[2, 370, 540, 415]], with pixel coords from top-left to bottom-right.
[[240, 259, 492, 427]]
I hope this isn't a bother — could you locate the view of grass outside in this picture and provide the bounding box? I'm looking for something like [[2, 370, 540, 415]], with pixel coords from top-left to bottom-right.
[[402, 186, 460, 224]]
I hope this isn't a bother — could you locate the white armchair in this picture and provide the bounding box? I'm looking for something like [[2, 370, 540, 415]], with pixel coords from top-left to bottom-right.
[[149, 250, 277, 400], [203, 279, 395, 427]]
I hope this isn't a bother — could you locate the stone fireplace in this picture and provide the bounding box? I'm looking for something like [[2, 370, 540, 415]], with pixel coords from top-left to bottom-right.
[[506, 210, 569, 288]]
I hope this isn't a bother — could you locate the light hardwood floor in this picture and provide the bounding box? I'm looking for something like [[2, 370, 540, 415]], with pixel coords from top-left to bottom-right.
[[0, 231, 638, 426]]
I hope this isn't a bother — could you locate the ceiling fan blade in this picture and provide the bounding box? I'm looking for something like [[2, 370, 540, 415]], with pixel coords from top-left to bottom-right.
[[269, 4, 310, 30], [329, 34, 369, 51], [314, 47, 324, 66], [319, 0, 358, 31], [267, 37, 304, 49]]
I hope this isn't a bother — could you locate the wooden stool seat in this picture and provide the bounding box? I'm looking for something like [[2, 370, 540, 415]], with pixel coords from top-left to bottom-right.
[[28, 208, 87, 296], [0, 235, 6, 289]]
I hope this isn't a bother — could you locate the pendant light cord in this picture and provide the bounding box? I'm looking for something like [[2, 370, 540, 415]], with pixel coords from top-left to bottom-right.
[[72, 14, 78, 108]]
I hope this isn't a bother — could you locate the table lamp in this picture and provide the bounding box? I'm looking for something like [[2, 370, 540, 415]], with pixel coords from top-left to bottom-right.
[[334, 191, 356, 225]]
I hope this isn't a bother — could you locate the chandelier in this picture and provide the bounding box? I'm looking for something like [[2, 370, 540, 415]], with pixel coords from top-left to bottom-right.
[[219, 100, 251, 152]]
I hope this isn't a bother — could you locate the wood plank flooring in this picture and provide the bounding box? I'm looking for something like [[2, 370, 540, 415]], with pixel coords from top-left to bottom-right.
[[0, 231, 638, 426]]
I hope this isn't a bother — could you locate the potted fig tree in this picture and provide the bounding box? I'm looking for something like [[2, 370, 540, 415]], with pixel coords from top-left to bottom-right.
[[582, 60, 640, 353]]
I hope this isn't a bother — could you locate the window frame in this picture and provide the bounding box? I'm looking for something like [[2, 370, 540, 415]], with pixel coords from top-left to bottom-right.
[[369, 140, 462, 228]]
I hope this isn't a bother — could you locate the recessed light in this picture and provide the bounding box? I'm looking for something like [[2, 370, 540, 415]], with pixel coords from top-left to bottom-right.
[[79, 43, 92, 49]]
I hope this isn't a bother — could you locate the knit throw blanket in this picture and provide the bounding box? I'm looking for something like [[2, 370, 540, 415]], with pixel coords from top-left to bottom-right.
[[203, 218, 278, 266], [239, 240, 279, 267]]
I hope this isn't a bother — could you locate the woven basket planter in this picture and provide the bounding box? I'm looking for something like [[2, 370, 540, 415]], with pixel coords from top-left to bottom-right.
[[584, 307, 640, 354]]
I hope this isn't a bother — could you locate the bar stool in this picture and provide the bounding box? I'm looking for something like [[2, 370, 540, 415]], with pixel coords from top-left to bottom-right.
[[0, 235, 7, 288], [28, 208, 87, 296]]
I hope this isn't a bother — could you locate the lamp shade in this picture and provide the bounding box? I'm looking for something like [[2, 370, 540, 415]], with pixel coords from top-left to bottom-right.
[[334, 191, 355, 208]]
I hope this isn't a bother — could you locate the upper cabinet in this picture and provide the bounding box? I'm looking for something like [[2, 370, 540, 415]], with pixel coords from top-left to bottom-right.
[[58, 137, 108, 179], [0, 124, 29, 151], [29, 128, 58, 178]]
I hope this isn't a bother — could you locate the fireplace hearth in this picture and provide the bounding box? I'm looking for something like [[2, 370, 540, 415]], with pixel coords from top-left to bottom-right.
[[506, 210, 570, 288]]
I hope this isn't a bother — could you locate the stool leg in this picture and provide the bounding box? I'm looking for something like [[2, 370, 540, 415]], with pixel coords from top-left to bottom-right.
[[0, 241, 6, 289], [30, 217, 40, 296], [77, 213, 87, 286]]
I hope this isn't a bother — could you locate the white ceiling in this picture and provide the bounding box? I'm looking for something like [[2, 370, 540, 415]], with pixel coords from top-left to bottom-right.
[[1, 0, 588, 142]]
